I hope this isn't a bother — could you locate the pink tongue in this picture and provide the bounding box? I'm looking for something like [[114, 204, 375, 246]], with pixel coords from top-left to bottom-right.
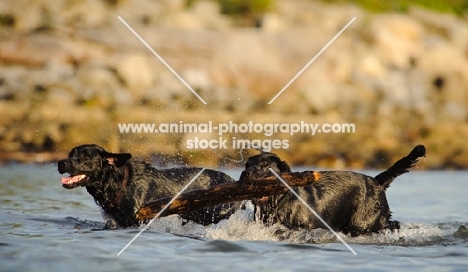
[[61, 175, 86, 185]]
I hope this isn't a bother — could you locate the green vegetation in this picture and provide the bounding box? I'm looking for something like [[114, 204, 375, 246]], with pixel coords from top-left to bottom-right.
[[186, 0, 468, 15], [185, 0, 275, 27], [218, 0, 274, 15], [0, 14, 15, 27], [186, 0, 274, 16], [323, 0, 468, 15]]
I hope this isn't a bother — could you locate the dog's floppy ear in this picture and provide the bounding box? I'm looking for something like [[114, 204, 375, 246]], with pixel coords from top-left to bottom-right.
[[102, 152, 132, 167], [277, 159, 291, 172]]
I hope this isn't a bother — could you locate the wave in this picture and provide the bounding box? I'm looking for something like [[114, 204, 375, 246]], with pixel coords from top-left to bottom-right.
[[44, 209, 467, 247], [146, 209, 468, 247]]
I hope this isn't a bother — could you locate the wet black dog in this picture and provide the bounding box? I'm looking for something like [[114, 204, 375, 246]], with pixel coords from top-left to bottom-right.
[[240, 145, 426, 236], [58, 144, 237, 229]]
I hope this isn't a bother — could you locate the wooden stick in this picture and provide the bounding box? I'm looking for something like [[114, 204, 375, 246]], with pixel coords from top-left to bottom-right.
[[136, 171, 321, 220]]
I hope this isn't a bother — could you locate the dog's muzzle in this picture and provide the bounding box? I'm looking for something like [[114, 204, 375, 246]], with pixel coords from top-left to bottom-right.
[[58, 159, 69, 174]]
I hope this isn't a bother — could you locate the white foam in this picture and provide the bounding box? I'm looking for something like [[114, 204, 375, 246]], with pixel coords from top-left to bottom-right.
[[348, 222, 453, 245], [148, 215, 207, 237], [148, 209, 461, 246], [206, 209, 282, 242]]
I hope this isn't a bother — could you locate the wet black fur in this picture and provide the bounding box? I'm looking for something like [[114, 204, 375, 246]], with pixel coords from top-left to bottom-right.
[[58, 144, 237, 229], [240, 145, 426, 236]]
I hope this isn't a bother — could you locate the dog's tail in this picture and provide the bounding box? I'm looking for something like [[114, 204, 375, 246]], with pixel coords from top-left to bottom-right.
[[374, 145, 426, 188]]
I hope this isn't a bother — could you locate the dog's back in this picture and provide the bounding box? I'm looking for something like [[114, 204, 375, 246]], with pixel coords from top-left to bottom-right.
[[245, 145, 426, 236]]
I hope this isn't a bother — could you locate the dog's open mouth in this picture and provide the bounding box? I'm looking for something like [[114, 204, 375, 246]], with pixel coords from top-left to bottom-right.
[[61, 174, 87, 188]]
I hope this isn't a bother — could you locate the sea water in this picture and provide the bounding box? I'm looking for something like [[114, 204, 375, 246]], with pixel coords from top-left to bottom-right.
[[1, 164, 467, 271]]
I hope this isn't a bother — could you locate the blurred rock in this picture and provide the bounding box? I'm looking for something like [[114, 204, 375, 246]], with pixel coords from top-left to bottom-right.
[[368, 14, 424, 70], [0, 0, 467, 169], [114, 54, 154, 99], [60, 0, 108, 28], [4, 0, 43, 30]]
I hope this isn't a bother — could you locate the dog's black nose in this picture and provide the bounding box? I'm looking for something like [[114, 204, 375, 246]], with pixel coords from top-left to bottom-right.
[[58, 159, 68, 174]]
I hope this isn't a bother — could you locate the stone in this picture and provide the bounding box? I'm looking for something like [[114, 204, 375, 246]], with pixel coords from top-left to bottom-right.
[[114, 54, 155, 99], [367, 14, 425, 70], [5, 0, 43, 30]]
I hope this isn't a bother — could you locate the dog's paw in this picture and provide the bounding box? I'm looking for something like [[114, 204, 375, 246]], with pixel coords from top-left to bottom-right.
[[103, 219, 119, 230], [388, 220, 400, 231]]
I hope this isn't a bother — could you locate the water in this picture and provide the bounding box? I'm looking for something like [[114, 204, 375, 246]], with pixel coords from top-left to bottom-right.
[[1, 164, 467, 271]]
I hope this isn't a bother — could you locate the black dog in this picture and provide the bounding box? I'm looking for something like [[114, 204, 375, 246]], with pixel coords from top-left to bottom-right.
[[240, 145, 426, 236], [58, 144, 237, 229]]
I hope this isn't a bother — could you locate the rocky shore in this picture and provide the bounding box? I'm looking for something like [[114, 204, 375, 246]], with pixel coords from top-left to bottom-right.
[[1, 0, 468, 169]]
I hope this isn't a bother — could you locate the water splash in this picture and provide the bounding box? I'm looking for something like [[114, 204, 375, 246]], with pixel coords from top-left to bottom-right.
[[146, 208, 466, 247]]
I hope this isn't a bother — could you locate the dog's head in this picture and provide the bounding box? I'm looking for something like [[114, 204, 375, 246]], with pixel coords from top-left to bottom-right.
[[58, 144, 131, 189], [240, 151, 291, 225], [241, 152, 291, 181]]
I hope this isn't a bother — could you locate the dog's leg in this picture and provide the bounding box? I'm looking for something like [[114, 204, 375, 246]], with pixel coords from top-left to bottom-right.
[[387, 220, 400, 231], [103, 219, 119, 230], [374, 145, 426, 188]]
